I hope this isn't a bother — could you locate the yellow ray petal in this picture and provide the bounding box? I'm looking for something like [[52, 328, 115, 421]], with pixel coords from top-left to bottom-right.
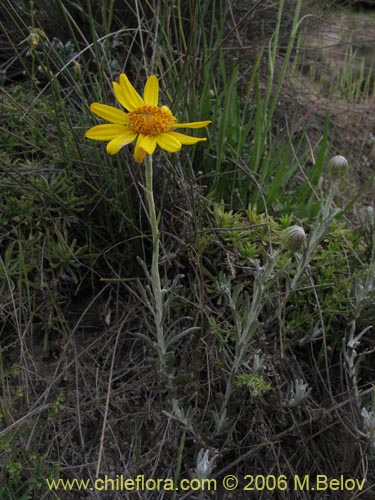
[[106, 131, 137, 155], [134, 135, 148, 163], [143, 75, 159, 106], [89, 103, 129, 124], [167, 131, 207, 145], [173, 120, 212, 129], [139, 134, 157, 155], [119, 73, 144, 110], [113, 81, 130, 111], [85, 124, 130, 140], [156, 133, 181, 153]]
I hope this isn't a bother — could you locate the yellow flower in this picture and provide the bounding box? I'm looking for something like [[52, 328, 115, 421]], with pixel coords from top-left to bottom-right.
[[85, 73, 211, 163]]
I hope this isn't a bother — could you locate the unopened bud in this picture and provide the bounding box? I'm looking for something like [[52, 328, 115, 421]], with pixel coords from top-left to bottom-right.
[[73, 60, 82, 80], [328, 155, 348, 178], [28, 32, 40, 51], [283, 225, 306, 251], [27, 28, 47, 51], [365, 206, 374, 229]]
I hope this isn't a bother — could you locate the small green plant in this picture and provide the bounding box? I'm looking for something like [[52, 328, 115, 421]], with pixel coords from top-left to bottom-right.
[[0, 450, 49, 500], [235, 373, 271, 396], [0, 365, 61, 500]]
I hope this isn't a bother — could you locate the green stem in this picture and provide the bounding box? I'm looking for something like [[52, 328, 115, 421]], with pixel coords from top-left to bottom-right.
[[144, 155, 166, 367]]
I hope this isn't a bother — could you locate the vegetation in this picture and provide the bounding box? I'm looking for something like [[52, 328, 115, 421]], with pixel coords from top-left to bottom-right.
[[1, 0, 375, 498]]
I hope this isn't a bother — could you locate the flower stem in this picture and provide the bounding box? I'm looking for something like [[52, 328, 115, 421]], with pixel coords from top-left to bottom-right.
[[144, 155, 166, 369]]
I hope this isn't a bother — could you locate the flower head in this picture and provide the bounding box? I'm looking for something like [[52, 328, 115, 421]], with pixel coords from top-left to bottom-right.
[[328, 155, 348, 178], [282, 225, 306, 251], [85, 73, 211, 162]]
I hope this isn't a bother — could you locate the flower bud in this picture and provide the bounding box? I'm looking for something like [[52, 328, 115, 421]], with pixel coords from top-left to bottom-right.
[[27, 29, 47, 52], [328, 155, 348, 178], [73, 60, 82, 80], [365, 205, 374, 229], [283, 225, 306, 251], [28, 32, 40, 51]]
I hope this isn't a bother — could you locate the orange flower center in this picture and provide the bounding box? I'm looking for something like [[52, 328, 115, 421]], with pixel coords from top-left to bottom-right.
[[128, 105, 176, 136]]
